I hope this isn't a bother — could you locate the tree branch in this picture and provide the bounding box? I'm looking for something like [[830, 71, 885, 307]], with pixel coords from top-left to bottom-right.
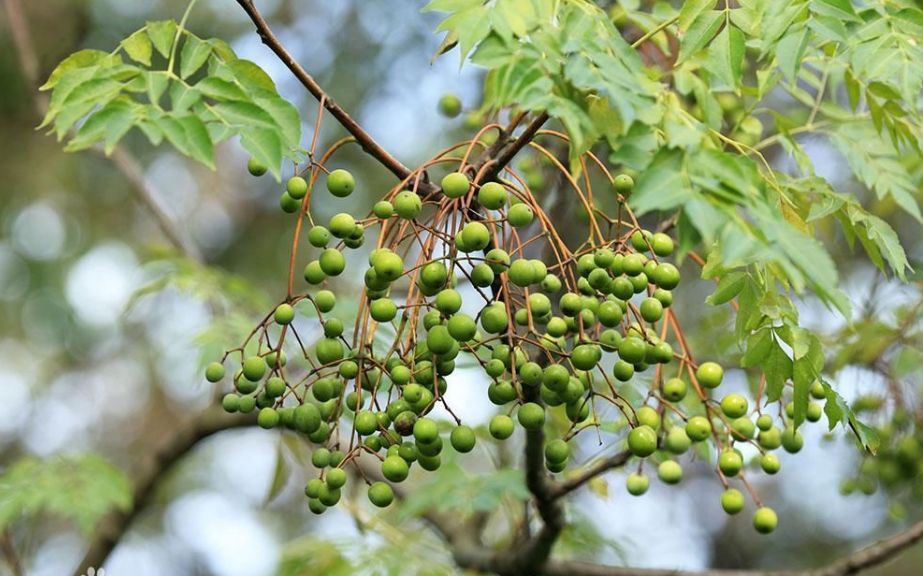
[[539, 516, 923, 575], [235, 0, 415, 184], [549, 449, 631, 500], [74, 409, 255, 576]]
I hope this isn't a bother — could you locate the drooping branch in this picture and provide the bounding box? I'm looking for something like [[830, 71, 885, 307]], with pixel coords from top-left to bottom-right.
[[73, 410, 256, 576], [235, 0, 416, 185], [549, 449, 631, 500]]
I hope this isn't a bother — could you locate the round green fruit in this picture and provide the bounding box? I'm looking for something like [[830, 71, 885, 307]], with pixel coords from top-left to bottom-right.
[[720, 394, 748, 418], [658, 460, 683, 484], [205, 362, 226, 383], [753, 507, 778, 534], [721, 489, 745, 515], [719, 450, 743, 477], [478, 182, 507, 209], [326, 169, 355, 197], [280, 192, 300, 213], [661, 378, 687, 402], [242, 356, 267, 382], [370, 298, 397, 322], [639, 298, 663, 323], [394, 191, 422, 219], [450, 425, 476, 453], [438, 93, 462, 117], [518, 402, 545, 430], [761, 453, 781, 474], [507, 203, 534, 227], [287, 176, 308, 199], [329, 213, 356, 238], [382, 455, 410, 482], [368, 481, 394, 507], [544, 439, 570, 464], [274, 303, 295, 325], [489, 414, 515, 440], [628, 425, 658, 457], [696, 362, 724, 389], [413, 418, 439, 444], [319, 249, 346, 276], [626, 472, 649, 496], [461, 222, 490, 252], [685, 416, 712, 442], [247, 157, 268, 176], [441, 172, 470, 198], [613, 174, 634, 197]]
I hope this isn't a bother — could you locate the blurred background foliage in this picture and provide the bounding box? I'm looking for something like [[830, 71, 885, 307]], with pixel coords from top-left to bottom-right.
[[0, 1, 920, 576]]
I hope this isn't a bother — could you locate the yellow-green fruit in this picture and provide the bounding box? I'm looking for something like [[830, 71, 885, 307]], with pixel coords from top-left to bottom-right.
[[696, 362, 724, 388], [438, 94, 462, 117], [628, 425, 658, 457], [613, 174, 634, 196], [721, 488, 745, 515], [626, 472, 649, 495], [753, 507, 778, 534], [326, 169, 355, 197], [441, 172, 470, 198], [478, 181, 507, 209], [274, 303, 295, 325], [658, 460, 683, 484]]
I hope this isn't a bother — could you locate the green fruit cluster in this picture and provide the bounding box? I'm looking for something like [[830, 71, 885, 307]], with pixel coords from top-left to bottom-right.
[[212, 158, 805, 532]]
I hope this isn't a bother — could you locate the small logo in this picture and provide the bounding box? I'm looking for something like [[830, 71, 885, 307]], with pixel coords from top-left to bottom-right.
[[83, 569, 106, 576]]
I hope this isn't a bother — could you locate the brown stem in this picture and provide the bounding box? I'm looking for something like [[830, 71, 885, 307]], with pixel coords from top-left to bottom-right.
[[74, 410, 255, 576], [235, 0, 416, 186]]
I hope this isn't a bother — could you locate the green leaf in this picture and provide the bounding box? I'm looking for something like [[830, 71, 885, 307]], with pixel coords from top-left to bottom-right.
[[227, 59, 278, 93], [122, 29, 153, 66], [706, 271, 747, 306], [679, 0, 718, 31], [195, 76, 249, 101], [822, 381, 880, 453], [39, 49, 116, 91], [706, 23, 745, 89], [180, 34, 212, 79], [775, 26, 809, 83], [240, 127, 284, 180], [147, 20, 178, 58], [764, 337, 793, 402], [810, 0, 860, 22], [741, 328, 773, 368], [64, 99, 137, 154], [0, 454, 131, 534], [677, 10, 724, 64]]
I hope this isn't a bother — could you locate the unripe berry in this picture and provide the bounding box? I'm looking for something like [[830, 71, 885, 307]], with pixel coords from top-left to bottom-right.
[[628, 425, 658, 457], [507, 203, 534, 227], [658, 460, 683, 484], [326, 169, 355, 197], [382, 455, 410, 482], [696, 362, 724, 388], [438, 93, 462, 117], [368, 481, 394, 507], [719, 450, 743, 477], [205, 362, 225, 382], [753, 507, 778, 534], [518, 402, 545, 430], [720, 394, 748, 418], [489, 414, 515, 440], [721, 488, 745, 515], [613, 174, 634, 196], [761, 453, 781, 474], [441, 172, 470, 198], [287, 176, 308, 199], [248, 157, 268, 176], [478, 181, 507, 209], [685, 416, 712, 442], [661, 378, 687, 402], [450, 425, 476, 453], [626, 472, 649, 495], [256, 408, 279, 430], [274, 303, 295, 325]]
